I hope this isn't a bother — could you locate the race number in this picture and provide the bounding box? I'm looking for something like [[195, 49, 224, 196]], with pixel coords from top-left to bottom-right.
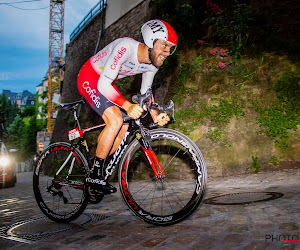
[[68, 127, 80, 141]]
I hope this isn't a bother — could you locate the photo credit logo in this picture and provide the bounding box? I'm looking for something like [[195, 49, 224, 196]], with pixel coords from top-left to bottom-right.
[[265, 234, 300, 243]]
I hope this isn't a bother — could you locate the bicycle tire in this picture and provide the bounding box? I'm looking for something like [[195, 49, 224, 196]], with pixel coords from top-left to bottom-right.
[[33, 142, 89, 223], [119, 128, 207, 225]]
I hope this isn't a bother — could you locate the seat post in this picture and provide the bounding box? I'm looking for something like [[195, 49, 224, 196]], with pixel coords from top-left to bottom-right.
[[73, 108, 81, 130]]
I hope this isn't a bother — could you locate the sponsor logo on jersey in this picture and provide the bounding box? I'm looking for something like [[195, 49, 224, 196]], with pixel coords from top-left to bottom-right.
[[92, 50, 107, 63], [82, 81, 101, 108], [119, 69, 135, 75], [123, 64, 133, 70], [111, 47, 127, 70], [148, 20, 165, 34], [140, 66, 148, 71]]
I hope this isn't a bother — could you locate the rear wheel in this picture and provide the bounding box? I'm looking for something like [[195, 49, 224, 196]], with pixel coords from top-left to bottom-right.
[[119, 128, 207, 225], [33, 142, 88, 223]]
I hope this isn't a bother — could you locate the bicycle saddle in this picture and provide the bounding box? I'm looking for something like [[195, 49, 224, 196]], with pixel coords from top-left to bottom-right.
[[59, 99, 85, 111]]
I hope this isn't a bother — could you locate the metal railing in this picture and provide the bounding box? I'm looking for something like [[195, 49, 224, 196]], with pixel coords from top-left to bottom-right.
[[70, 0, 107, 42]]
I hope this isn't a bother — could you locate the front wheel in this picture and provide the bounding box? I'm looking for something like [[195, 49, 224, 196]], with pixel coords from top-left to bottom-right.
[[119, 128, 207, 225], [33, 142, 89, 223]]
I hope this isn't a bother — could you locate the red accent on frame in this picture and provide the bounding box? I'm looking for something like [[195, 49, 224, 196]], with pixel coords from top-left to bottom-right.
[[141, 146, 165, 178], [148, 150, 165, 176]]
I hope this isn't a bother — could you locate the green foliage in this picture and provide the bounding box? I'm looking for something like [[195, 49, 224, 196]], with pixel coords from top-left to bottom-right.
[[22, 106, 36, 117], [246, 156, 260, 173], [36, 89, 48, 118], [246, 155, 279, 173], [21, 116, 39, 156], [36, 119, 47, 131], [202, 98, 246, 125], [0, 93, 8, 112], [7, 115, 26, 150], [1, 93, 44, 159], [0, 93, 21, 128], [6, 114, 40, 159], [174, 96, 246, 145], [251, 73, 300, 148], [171, 56, 203, 104], [41, 90, 48, 100], [193, 55, 203, 68], [171, 61, 192, 104], [149, 0, 205, 43], [273, 73, 300, 103], [206, 127, 227, 143], [177, 62, 191, 86], [209, 0, 253, 62]]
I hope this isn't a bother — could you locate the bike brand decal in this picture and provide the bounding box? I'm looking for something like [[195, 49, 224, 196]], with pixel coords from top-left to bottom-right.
[[86, 177, 106, 185], [111, 47, 127, 70], [92, 50, 107, 63], [151, 133, 203, 194], [67, 180, 84, 189], [147, 20, 165, 34], [138, 210, 173, 222], [105, 131, 130, 179], [136, 133, 142, 139], [37, 146, 82, 172], [121, 168, 138, 210], [82, 81, 101, 108], [51, 146, 69, 152]]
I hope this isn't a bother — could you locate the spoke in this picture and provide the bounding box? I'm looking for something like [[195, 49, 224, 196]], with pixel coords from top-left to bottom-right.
[[129, 178, 153, 196], [164, 148, 180, 169], [163, 179, 190, 207], [160, 182, 164, 215], [136, 182, 157, 207], [161, 184, 175, 214], [149, 181, 157, 213]]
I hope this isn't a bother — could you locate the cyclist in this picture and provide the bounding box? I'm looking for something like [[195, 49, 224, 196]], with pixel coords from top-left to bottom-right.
[[77, 19, 178, 194]]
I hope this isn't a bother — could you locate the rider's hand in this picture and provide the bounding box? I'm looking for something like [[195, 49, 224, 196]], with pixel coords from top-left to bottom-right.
[[127, 104, 144, 119], [153, 113, 170, 126]]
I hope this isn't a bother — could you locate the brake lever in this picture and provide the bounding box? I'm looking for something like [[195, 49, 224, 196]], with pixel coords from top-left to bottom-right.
[[132, 89, 176, 128], [151, 100, 175, 121], [132, 89, 153, 110]]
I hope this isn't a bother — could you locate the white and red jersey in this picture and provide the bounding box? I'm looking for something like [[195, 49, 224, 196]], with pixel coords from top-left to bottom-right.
[[89, 37, 158, 107]]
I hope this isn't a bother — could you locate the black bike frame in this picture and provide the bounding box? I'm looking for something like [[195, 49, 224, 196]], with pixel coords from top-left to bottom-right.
[[69, 118, 165, 181]]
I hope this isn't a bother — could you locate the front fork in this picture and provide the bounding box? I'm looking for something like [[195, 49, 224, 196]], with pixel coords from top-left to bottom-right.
[[136, 131, 166, 180]]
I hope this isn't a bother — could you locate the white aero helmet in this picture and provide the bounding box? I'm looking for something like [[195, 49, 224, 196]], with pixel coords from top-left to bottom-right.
[[141, 19, 178, 55]]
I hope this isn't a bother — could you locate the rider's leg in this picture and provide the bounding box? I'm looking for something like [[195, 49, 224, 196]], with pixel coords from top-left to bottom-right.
[[87, 105, 124, 194], [96, 105, 124, 158], [108, 123, 129, 155]]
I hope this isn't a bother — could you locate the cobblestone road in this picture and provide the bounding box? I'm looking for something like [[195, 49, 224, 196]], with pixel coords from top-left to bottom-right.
[[0, 169, 299, 249]]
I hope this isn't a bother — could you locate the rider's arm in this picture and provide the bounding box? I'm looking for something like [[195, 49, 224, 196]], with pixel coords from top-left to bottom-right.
[[97, 42, 130, 108], [141, 71, 170, 126], [97, 41, 144, 118], [140, 71, 157, 95]]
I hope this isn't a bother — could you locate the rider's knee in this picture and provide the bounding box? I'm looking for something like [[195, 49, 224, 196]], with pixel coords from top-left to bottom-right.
[[107, 116, 123, 132]]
